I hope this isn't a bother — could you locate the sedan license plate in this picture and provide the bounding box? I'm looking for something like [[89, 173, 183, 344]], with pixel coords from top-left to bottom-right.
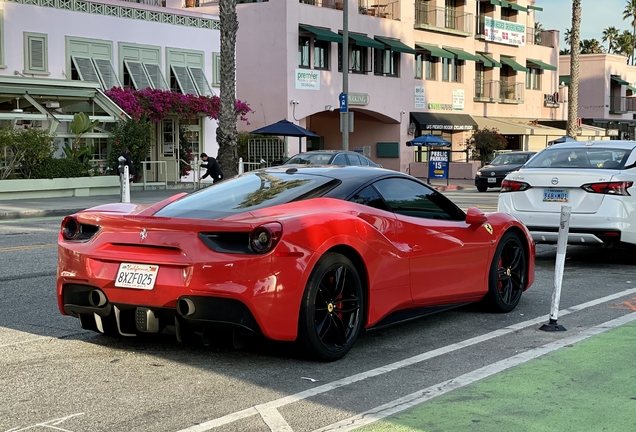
[[115, 263, 159, 290], [543, 189, 569, 203], [488, 177, 497, 183]]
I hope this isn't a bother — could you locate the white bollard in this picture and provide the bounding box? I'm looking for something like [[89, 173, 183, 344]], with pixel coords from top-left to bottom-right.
[[540, 205, 571, 332], [120, 165, 130, 203], [238, 157, 244, 175]]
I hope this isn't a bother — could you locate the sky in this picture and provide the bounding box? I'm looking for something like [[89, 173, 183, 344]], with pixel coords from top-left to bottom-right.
[[534, 0, 631, 50]]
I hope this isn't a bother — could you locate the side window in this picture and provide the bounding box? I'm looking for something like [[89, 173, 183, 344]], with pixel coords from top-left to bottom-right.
[[373, 178, 462, 220], [350, 186, 390, 211], [332, 154, 347, 165], [348, 153, 363, 165], [359, 156, 370, 166]]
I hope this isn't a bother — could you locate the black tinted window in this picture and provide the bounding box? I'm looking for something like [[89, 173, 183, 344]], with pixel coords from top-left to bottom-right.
[[156, 172, 335, 219], [350, 186, 389, 211], [373, 178, 464, 221]]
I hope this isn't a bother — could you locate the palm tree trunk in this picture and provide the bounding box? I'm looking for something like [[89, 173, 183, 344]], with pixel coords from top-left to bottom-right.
[[567, 0, 581, 138], [216, 0, 239, 177]]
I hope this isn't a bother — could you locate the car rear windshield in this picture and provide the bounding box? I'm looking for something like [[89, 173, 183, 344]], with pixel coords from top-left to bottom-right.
[[155, 171, 339, 219], [490, 153, 534, 166], [284, 154, 333, 165], [524, 147, 631, 169]]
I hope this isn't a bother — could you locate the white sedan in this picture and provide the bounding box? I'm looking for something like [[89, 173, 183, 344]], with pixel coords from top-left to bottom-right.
[[497, 140, 636, 246]]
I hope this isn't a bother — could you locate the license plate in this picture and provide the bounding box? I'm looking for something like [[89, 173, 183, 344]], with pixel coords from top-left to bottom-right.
[[115, 263, 159, 290], [488, 177, 497, 183], [543, 189, 569, 203]]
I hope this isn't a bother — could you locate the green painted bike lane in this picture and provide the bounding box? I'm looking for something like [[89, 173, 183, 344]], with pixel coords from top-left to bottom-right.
[[358, 321, 636, 432]]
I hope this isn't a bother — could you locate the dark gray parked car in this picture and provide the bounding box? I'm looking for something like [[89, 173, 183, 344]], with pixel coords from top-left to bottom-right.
[[475, 151, 536, 192], [282, 150, 382, 167]]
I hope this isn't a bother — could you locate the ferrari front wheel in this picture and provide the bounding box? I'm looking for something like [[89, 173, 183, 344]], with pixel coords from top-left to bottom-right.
[[484, 231, 527, 313], [298, 252, 364, 362]]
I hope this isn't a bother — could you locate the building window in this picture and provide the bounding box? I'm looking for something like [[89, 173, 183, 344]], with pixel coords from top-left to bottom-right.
[[212, 52, 220, 86], [425, 53, 437, 80], [526, 67, 541, 90], [373, 48, 399, 77], [91, 138, 109, 161], [298, 36, 310, 68], [166, 48, 213, 96], [23, 32, 49, 75], [314, 40, 329, 70], [501, 6, 517, 21], [338, 44, 368, 74], [163, 119, 176, 157], [442, 57, 462, 82], [67, 37, 120, 90], [119, 43, 169, 91], [415, 53, 423, 79], [0, 10, 4, 68]]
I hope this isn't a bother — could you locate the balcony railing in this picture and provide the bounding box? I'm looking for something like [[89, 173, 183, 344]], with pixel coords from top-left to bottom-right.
[[186, 0, 267, 7], [415, 2, 473, 34], [474, 79, 501, 101], [526, 29, 555, 48], [358, 0, 400, 19], [609, 96, 636, 113], [300, 0, 341, 9], [499, 81, 524, 103], [121, 0, 165, 6]]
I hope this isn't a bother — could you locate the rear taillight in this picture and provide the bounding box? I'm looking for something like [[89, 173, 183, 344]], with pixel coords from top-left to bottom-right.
[[581, 181, 633, 196], [250, 222, 283, 254], [61, 216, 79, 240], [60, 216, 100, 241], [500, 179, 531, 192]]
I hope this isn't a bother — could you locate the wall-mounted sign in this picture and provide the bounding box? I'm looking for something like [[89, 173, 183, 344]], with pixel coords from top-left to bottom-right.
[[544, 92, 560, 108], [295, 69, 320, 90], [415, 86, 426, 109], [452, 89, 465, 110], [607, 129, 619, 136], [428, 103, 454, 111], [484, 17, 526, 47], [348, 93, 369, 105]]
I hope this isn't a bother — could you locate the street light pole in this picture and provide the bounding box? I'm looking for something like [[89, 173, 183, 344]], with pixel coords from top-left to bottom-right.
[[341, 0, 349, 150]]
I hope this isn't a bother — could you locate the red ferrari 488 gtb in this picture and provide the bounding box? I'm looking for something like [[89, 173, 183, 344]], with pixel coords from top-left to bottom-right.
[[57, 166, 535, 361]]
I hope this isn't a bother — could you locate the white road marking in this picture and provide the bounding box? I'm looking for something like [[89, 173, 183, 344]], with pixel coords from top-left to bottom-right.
[[314, 312, 636, 431], [255, 406, 294, 432], [173, 287, 636, 432], [5, 412, 85, 432]]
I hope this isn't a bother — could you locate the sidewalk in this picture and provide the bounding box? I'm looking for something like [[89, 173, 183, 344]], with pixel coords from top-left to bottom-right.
[[0, 179, 476, 220]]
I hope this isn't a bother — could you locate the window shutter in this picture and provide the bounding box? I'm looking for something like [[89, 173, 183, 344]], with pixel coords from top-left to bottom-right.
[[212, 52, 220, 86], [171, 65, 198, 95], [29, 38, 45, 71], [71, 56, 101, 83], [143, 63, 169, 90], [188, 66, 214, 97], [93, 58, 122, 90], [124, 60, 152, 90]]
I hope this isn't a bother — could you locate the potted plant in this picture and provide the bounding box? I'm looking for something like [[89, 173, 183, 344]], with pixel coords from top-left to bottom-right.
[[506, 88, 515, 99]]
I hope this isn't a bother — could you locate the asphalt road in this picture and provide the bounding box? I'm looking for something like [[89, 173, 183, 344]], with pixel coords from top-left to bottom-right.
[[1, 192, 635, 432]]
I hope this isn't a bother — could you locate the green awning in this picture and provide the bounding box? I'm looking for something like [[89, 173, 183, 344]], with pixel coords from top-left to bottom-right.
[[415, 43, 455, 59], [477, 53, 502, 68], [299, 25, 342, 43], [509, 3, 528, 12], [628, 85, 636, 92], [490, 0, 501, 5], [374, 36, 417, 54], [500, 0, 510, 7], [527, 58, 557, 71], [340, 32, 385, 49], [611, 76, 629, 85], [559, 75, 570, 86], [442, 47, 481, 62], [500, 57, 527, 72], [528, 5, 543, 11]]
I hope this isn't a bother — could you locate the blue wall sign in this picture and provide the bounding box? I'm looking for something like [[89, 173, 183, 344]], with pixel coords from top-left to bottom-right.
[[428, 149, 450, 179]]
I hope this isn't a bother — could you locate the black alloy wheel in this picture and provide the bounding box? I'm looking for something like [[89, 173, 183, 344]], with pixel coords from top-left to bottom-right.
[[298, 252, 364, 362], [483, 231, 527, 313]]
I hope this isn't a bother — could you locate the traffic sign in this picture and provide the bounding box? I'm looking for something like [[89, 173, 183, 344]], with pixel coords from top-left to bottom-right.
[[339, 93, 348, 113]]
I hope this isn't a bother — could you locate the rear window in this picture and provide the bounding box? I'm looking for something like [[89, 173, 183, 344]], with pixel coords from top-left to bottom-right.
[[524, 147, 630, 169], [156, 171, 339, 219], [284, 154, 333, 165], [490, 153, 534, 166]]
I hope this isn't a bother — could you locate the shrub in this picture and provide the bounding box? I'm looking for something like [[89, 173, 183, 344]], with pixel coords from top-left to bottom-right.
[[31, 157, 85, 179], [106, 120, 154, 180], [466, 128, 507, 165], [0, 127, 55, 179]]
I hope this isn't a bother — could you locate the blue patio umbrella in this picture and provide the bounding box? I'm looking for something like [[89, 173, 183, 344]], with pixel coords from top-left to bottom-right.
[[406, 134, 451, 147], [250, 119, 320, 154], [548, 135, 577, 146]]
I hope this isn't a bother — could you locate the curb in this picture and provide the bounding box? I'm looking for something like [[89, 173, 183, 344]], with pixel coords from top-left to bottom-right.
[[0, 208, 85, 221]]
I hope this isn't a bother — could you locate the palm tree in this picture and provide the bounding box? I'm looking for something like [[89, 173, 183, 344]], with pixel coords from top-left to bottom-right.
[[567, 0, 581, 139], [602, 26, 620, 53], [216, 0, 239, 178], [534, 21, 543, 44], [560, 48, 571, 55], [622, 0, 636, 65], [616, 30, 634, 63], [564, 28, 571, 46], [580, 39, 605, 54]]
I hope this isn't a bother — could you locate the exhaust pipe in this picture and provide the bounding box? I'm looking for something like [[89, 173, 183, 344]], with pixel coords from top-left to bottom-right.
[[177, 298, 196, 316], [88, 289, 108, 307]]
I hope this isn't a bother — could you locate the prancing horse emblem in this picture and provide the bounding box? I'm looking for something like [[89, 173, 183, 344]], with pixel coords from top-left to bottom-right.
[[140, 228, 147, 241], [484, 223, 493, 235]]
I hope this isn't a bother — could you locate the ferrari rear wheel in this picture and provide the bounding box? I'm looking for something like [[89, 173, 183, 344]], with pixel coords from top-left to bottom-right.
[[484, 231, 527, 313], [298, 252, 364, 362]]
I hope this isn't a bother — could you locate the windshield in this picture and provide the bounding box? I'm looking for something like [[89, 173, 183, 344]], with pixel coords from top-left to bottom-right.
[[524, 147, 630, 169], [284, 154, 333, 165], [156, 171, 339, 219], [489, 153, 534, 166]]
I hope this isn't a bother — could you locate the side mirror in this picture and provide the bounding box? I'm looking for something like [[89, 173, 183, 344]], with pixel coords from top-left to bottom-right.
[[465, 207, 487, 226]]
